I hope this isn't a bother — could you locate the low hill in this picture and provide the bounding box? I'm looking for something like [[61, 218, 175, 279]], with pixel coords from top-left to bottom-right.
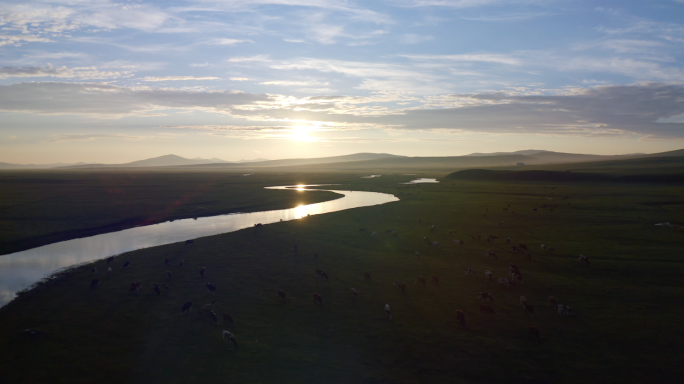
[[60, 155, 230, 169]]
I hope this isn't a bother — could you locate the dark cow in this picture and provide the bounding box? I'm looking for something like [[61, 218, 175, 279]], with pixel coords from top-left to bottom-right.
[[222, 330, 238, 346], [414, 276, 426, 288], [181, 301, 193, 314], [164, 258, 170, 265], [363, 272, 371, 281], [90, 279, 100, 290], [167, 271, 172, 279], [478, 292, 494, 303], [179, 260, 184, 268], [164, 283, 169, 292], [455, 310, 466, 326], [223, 313, 235, 324], [315, 269, 329, 281], [350, 288, 358, 300], [548, 296, 558, 307], [185, 239, 194, 245], [294, 244, 298, 252], [431, 274, 439, 286], [278, 290, 286, 302], [519, 244, 528, 251], [206, 283, 217, 295], [154, 284, 161, 295], [254, 223, 263, 228], [524, 304, 534, 317], [122, 261, 130, 269], [479, 305, 496, 315], [106, 256, 114, 264], [313, 293, 323, 306], [528, 327, 540, 341], [210, 311, 219, 325], [393, 281, 407, 295], [129, 281, 142, 294], [579, 255, 590, 265], [200, 267, 206, 279]]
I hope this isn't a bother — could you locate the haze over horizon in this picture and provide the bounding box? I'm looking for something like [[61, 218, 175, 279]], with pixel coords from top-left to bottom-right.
[[2, 0, 684, 164]]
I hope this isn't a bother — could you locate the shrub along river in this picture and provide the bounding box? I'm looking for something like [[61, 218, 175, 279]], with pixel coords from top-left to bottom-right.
[[0, 185, 398, 307]]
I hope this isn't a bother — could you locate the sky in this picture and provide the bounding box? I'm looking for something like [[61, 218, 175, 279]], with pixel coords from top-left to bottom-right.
[[1, 0, 684, 164]]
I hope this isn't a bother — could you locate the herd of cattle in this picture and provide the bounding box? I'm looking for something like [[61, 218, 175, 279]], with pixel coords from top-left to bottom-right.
[[87, 204, 588, 347]]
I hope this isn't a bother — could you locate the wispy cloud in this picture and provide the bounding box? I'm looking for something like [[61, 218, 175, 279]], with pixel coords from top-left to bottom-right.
[[0, 65, 131, 79], [48, 134, 147, 143], [141, 76, 221, 82], [400, 34, 433, 44]]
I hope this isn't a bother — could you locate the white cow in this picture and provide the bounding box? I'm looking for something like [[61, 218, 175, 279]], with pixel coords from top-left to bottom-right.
[[432, 241, 439, 247], [222, 330, 238, 346], [453, 239, 463, 246], [541, 244, 546, 250], [384, 304, 392, 320], [484, 270, 492, 281], [558, 304, 571, 315], [415, 251, 420, 259], [465, 268, 475, 275]]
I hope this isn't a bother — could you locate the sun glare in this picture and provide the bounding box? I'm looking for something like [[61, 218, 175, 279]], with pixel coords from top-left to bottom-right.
[[291, 126, 317, 142]]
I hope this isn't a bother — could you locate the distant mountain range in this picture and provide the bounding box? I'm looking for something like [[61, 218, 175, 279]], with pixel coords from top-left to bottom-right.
[[2, 149, 683, 171]]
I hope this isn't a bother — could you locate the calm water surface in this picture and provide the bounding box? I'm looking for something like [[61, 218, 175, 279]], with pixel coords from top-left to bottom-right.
[[0, 185, 398, 307], [403, 178, 440, 184]]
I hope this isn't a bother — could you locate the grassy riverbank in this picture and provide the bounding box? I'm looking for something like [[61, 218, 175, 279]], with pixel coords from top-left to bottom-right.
[[0, 171, 345, 255], [1, 173, 683, 383]]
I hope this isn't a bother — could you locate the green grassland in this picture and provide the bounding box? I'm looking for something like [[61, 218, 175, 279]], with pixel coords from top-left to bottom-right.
[[0, 171, 344, 255], [1, 172, 683, 383]]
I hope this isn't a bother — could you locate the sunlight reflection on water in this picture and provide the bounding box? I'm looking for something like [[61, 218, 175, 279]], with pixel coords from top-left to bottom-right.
[[0, 185, 398, 307]]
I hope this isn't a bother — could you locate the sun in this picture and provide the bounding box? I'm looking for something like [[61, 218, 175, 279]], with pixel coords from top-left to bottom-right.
[[290, 126, 316, 142]]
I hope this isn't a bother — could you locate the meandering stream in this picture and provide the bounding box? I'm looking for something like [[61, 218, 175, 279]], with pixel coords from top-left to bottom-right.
[[0, 185, 398, 307]]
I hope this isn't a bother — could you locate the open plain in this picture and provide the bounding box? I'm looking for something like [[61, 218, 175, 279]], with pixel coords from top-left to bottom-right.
[[1, 166, 683, 383]]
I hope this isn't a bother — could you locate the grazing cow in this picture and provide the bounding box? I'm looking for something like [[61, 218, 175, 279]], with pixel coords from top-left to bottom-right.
[[181, 301, 193, 315], [222, 330, 238, 347], [479, 305, 496, 315], [123, 261, 130, 269], [431, 241, 439, 247], [525, 251, 532, 260], [384, 304, 392, 320], [359, 228, 367, 233], [506, 237, 511, 244], [210, 311, 219, 325], [455, 310, 466, 326], [498, 278, 512, 288], [541, 244, 546, 251], [431, 274, 439, 286], [278, 290, 286, 302], [206, 283, 217, 295], [90, 279, 100, 290], [315, 269, 329, 281], [385, 229, 394, 235], [533, 208, 537, 212], [106, 256, 114, 264], [313, 293, 323, 306], [154, 284, 161, 295], [199, 299, 218, 315], [363, 272, 371, 281], [512, 246, 521, 253], [129, 281, 142, 294], [485, 270, 492, 281], [393, 281, 407, 295], [485, 250, 497, 260], [558, 305, 571, 315], [185, 239, 194, 245], [200, 267, 206, 279], [179, 260, 184, 268], [509, 264, 519, 271], [579, 255, 590, 265], [167, 271, 172, 279], [107, 267, 112, 277], [477, 292, 493, 303], [165, 258, 169, 265], [429, 225, 435, 233], [453, 239, 464, 246], [465, 268, 476, 275], [512, 274, 523, 284], [414, 276, 426, 288], [223, 313, 235, 324], [524, 304, 534, 317], [91, 267, 97, 274], [254, 223, 263, 228], [164, 283, 169, 292], [449, 230, 452, 235], [548, 296, 558, 307], [520, 296, 527, 308], [548, 247, 555, 253], [528, 327, 540, 341], [519, 244, 528, 251], [371, 232, 378, 237], [350, 288, 358, 300], [415, 251, 420, 259]]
